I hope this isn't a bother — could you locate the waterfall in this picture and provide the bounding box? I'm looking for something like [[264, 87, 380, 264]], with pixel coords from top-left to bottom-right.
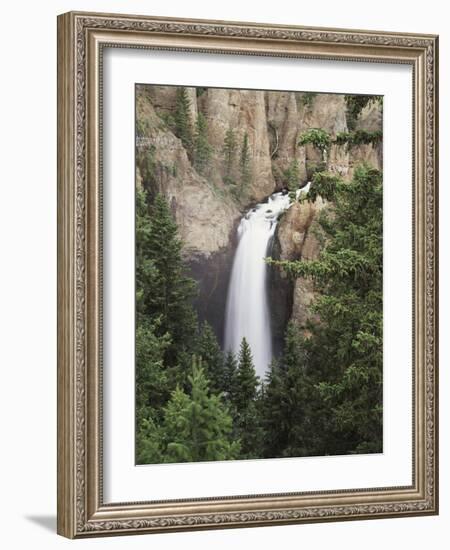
[[224, 184, 310, 378]]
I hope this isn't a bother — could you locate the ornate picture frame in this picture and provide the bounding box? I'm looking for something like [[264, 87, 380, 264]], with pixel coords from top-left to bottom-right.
[[57, 11, 438, 538]]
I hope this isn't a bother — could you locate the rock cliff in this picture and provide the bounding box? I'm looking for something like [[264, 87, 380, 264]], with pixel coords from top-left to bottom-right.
[[136, 85, 382, 342]]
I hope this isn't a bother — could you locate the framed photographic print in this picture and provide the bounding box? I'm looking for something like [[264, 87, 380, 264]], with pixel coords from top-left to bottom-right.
[[57, 11, 439, 538]]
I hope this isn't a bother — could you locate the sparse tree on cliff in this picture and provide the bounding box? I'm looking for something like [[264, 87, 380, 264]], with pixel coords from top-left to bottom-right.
[[223, 127, 238, 185], [298, 128, 331, 163], [193, 112, 212, 176], [284, 158, 301, 193], [239, 132, 252, 193], [174, 87, 193, 153]]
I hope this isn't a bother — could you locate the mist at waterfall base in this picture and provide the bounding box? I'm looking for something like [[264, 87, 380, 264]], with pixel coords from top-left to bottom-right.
[[224, 186, 310, 378]]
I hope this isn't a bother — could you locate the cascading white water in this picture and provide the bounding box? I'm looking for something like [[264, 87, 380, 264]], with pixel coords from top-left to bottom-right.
[[224, 184, 310, 378]]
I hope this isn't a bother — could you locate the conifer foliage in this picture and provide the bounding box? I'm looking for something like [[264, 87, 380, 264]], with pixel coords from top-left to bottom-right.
[[196, 321, 225, 394], [136, 190, 197, 366], [283, 158, 301, 192], [268, 165, 383, 455], [193, 112, 213, 175], [135, 165, 383, 462], [136, 190, 240, 464], [223, 127, 238, 184], [233, 339, 264, 458], [174, 87, 193, 152], [239, 132, 252, 192], [162, 357, 240, 462]]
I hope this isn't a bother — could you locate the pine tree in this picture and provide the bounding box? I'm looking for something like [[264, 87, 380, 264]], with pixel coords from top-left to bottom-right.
[[136, 415, 164, 465], [269, 165, 383, 455], [136, 187, 158, 317], [174, 87, 193, 153], [161, 357, 240, 463], [135, 188, 199, 463], [284, 158, 301, 192], [232, 338, 263, 458], [196, 321, 224, 393], [261, 322, 313, 458], [135, 318, 171, 420], [135, 318, 171, 465], [239, 132, 252, 193], [135, 190, 173, 464], [223, 351, 238, 402], [235, 338, 259, 411], [193, 112, 212, 175], [298, 128, 331, 160], [223, 127, 237, 184], [136, 189, 198, 367]]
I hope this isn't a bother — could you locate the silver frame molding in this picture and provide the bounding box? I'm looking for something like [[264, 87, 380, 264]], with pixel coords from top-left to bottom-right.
[[57, 11, 439, 538]]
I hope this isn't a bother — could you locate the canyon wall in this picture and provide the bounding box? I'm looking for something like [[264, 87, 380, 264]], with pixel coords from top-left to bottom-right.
[[136, 85, 382, 344]]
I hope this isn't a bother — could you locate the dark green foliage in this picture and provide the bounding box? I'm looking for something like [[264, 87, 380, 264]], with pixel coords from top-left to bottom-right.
[[136, 189, 198, 368], [174, 87, 193, 152], [235, 338, 259, 411], [306, 171, 342, 202], [136, 416, 164, 465], [261, 323, 314, 457], [196, 87, 207, 97], [135, 318, 171, 418], [196, 321, 225, 393], [223, 127, 238, 183], [239, 132, 252, 193], [268, 165, 383, 456], [234, 400, 264, 459], [298, 128, 331, 155], [231, 339, 264, 458], [161, 357, 240, 463], [135, 318, 171, 464], [193, 112, 213, 176], [283, 158, 301, 192], [139, 145, 157, 187], [135, 188, 241, 465], [299, 91, 317, 108], [335, 130, 383, 147], [135, 114, 158, 190], [135, 189, 201, 463], [223, 351, 239, 402], [305, 160, 327, 181]]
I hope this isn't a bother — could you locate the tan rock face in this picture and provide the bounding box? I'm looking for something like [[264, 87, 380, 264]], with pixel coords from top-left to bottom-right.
[[266, 91, 307, 185], [203, 88, 275, 201], [349, 98, 383, 177], [275, 197, 325, 326], [291, 277, 317, 328], [277, 201, 316, 260], [136, 90, 239, 258], [277, 197, 325, 260], [356, 100, 383, 133], [295, 93, 350, 180], [304, 93, 348, 135], [143, 85, 178, 113]]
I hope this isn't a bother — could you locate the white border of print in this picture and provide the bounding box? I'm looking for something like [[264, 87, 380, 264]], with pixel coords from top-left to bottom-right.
[[102, 47, 412, 504]]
